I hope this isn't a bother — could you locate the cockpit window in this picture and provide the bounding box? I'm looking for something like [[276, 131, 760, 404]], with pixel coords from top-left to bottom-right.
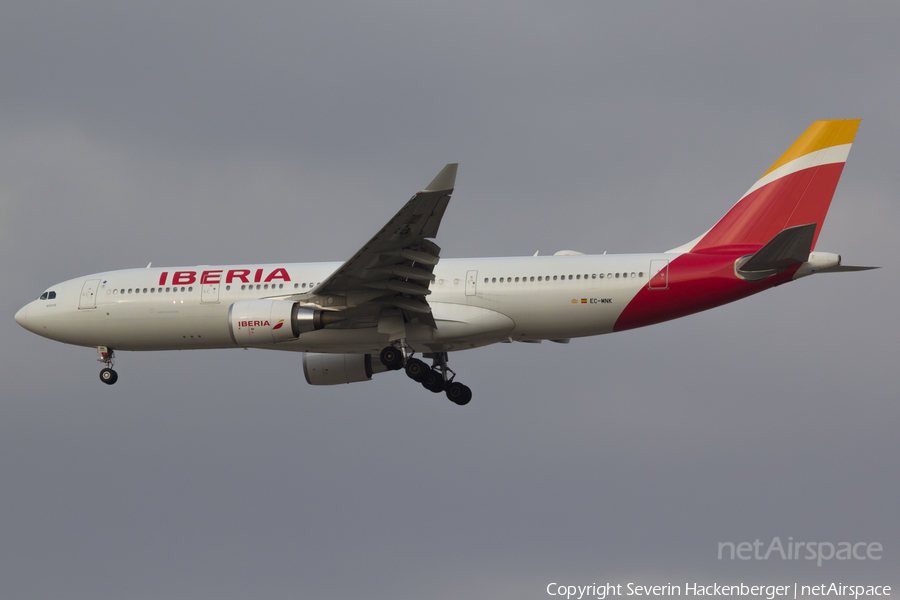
[[40, 292, 48, 300], [39, 291, 57, 300], [49, 291, 56, 299]]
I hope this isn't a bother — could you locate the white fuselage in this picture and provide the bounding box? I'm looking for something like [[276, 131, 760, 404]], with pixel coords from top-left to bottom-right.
[[15, 254, 661, 355]]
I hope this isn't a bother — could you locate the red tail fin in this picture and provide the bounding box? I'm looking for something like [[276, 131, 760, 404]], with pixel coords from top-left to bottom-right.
[[670, 120, 860, 253]]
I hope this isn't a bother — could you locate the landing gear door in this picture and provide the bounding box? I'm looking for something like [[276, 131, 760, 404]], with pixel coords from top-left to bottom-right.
[[79, 279, 101, 309], [465, 270, 478, 297], [648, 259, 669, 290]]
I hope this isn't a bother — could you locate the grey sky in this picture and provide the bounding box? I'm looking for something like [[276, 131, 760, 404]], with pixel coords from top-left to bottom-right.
[[2, 3, 898, 598]]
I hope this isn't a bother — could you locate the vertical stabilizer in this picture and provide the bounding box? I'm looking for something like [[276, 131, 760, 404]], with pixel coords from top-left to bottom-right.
[[669, 120, 860, 253]]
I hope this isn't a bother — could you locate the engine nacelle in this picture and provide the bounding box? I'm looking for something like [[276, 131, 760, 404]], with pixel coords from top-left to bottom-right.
[[228, 299, 326, 346], [303, 353, 388, 385]]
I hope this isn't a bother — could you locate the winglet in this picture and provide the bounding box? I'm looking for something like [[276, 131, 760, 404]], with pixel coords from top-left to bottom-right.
[[423, 163, 458, 192]]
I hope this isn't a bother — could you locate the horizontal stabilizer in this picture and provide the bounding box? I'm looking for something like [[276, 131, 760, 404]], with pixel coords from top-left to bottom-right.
[[740, 223, 816, 272], [816, 265, 879, 273]]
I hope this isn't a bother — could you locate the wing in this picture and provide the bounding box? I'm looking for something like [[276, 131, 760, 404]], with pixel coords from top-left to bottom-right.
[[286, 163, 457, 329]]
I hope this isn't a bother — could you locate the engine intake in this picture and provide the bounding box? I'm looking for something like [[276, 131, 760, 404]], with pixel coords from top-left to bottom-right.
[[228, 299, 336, 346]]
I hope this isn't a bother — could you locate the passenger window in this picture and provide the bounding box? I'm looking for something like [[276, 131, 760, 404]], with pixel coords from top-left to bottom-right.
[[576, 274, 581, 280], [188, 286, 193, 292], [530, 276, 534, 282], [553, 276, 557, 280]]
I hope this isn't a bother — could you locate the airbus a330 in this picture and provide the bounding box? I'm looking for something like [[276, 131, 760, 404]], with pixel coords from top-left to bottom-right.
[[15, 120, 874, 405]]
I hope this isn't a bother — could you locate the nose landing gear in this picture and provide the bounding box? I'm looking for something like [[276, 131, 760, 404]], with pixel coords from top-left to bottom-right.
[[97, 346, 118, 385], [379, 344, 472, 405]]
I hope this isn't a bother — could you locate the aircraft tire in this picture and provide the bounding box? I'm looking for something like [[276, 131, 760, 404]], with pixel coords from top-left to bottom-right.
[[405, 358, 429, 382], [379, 347, 403, 371], [100, 368, 118, 385], [422, 369, 444, 393], [445, 382, 472, 405]]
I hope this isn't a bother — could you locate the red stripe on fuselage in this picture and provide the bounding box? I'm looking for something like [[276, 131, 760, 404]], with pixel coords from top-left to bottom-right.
[[613, 251, 800, 332], [692, 162, 845, 252]]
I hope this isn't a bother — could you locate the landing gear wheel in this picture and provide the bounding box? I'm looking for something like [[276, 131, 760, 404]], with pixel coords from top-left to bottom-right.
[[445, 382, 472, 405], [99, 368, 118, 385], [421, 369, 445, 393], [405, 358, 429, 382], [379, 347, 403, 371]]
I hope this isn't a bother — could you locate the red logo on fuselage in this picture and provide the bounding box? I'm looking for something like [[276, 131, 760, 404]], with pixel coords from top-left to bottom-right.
[[159, 268, 291, 286], [239, 320, 270, 328]]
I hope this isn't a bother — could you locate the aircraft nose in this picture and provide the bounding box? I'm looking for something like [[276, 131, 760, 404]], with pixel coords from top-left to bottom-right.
[[15, 303, 34, 331]]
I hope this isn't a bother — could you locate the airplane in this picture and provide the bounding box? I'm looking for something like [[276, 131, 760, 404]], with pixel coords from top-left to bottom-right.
[[15, 119, 875, 406]]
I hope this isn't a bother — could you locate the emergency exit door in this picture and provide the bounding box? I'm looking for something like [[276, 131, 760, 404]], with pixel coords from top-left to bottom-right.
[[648, 259, 669, 290], [79, 279, 101, 309], [465, 270, 478, 296]]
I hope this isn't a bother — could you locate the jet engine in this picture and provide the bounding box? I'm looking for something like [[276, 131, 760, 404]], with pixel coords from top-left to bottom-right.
[[303, 353, 388, 385], [228, 299, 332, 345]]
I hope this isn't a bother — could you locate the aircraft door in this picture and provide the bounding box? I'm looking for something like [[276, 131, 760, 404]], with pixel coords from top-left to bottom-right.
[[201, 282, 220, 303], [79, 279, 101, 309], [648, 259, 669, 290], [465, 270, 478, 296]]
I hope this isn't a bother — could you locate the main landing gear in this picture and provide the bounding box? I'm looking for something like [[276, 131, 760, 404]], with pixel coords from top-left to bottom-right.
[[97, 346, 118, 385], [379, 346, 473, 406]]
